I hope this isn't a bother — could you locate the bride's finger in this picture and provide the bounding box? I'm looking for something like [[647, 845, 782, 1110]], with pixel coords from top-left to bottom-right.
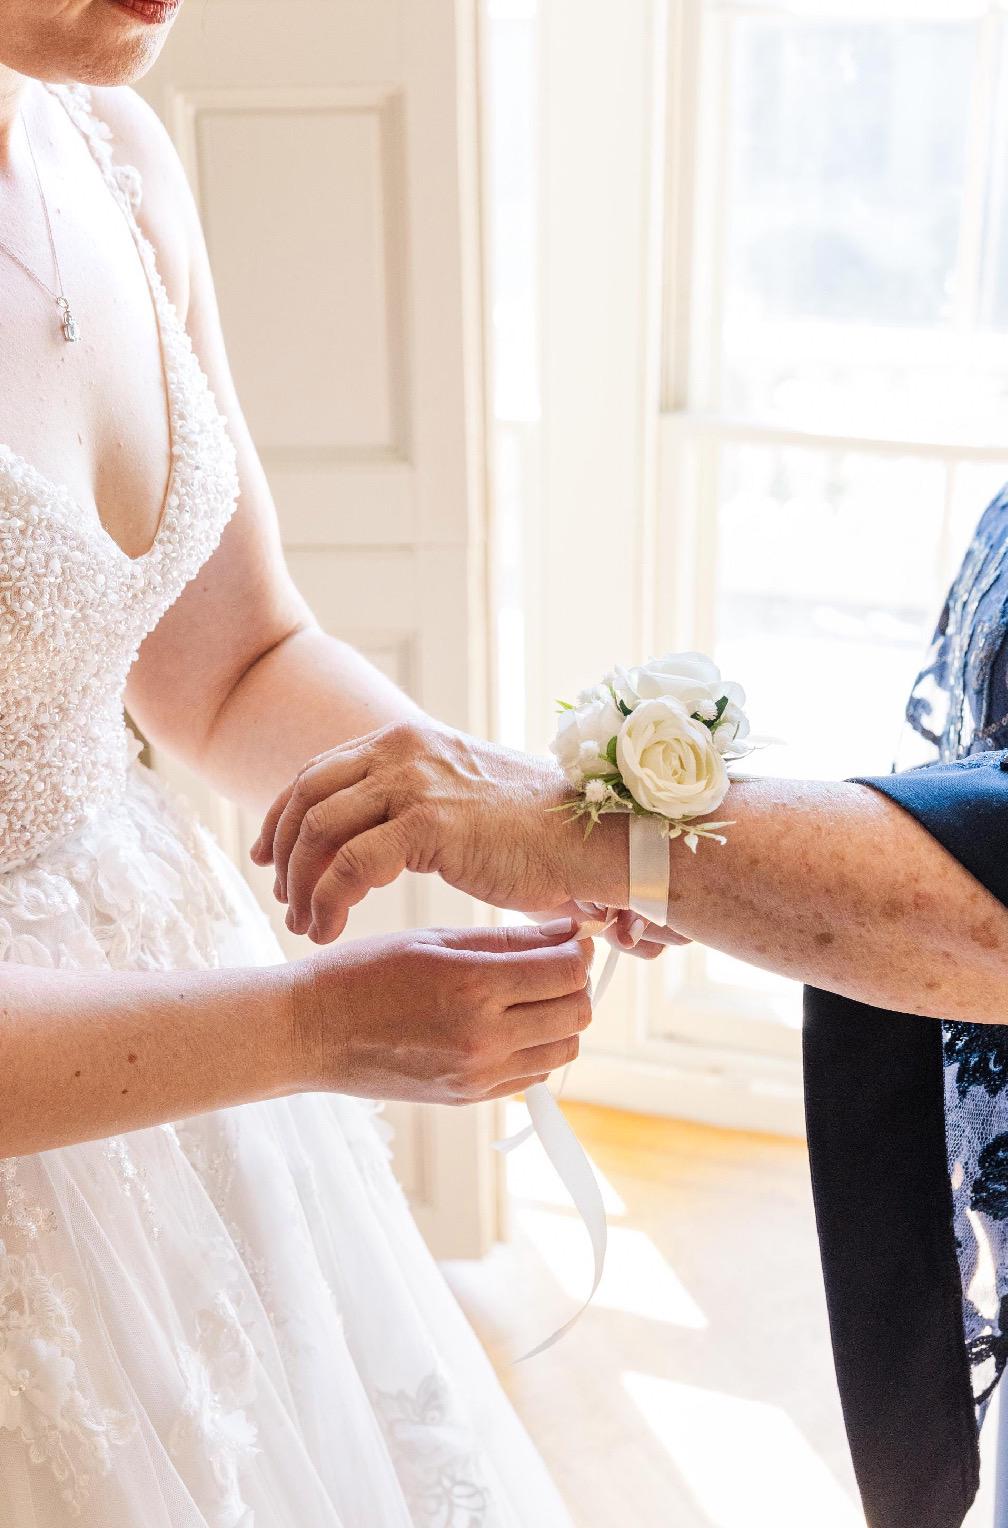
[[273, 752, 369, 901], [609, 910, 689, 949], [506, 1032, 581, 1078], [285, 782, 387, 934], [629, 925, 690, 947], [504, 991, 592, 1050], [307, 821, 411, 942]]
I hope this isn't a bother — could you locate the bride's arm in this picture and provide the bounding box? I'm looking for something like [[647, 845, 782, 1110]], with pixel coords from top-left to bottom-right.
[[0, 922, 594, 1157], [96, 90, 424, 815], [0, 959, 299, 1156]]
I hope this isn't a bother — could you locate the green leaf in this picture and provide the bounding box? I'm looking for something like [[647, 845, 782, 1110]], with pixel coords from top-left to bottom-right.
[[617, 699, 632, 717], [605, 735, 619, 767], [556, 699, 575, 711], [714, 695, 730, 723]]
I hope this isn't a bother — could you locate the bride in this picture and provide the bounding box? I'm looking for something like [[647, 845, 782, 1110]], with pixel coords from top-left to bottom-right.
[[0, 4, 606, 1525]]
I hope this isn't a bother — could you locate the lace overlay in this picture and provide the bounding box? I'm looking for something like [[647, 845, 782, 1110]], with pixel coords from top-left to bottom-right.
[[0, 1241, 136, 1517], [168, 1295, 260, 1528], [376, 1373, 491, 1528], [905, 483, 1008, 1408]]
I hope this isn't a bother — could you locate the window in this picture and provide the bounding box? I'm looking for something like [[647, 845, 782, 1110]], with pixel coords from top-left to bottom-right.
[[482, 0, 1008, 1124], [664, 1, 1008, 1059]]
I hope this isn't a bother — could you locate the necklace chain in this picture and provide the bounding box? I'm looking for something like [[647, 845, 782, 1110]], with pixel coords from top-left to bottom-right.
[[0, 114, 80, 343]]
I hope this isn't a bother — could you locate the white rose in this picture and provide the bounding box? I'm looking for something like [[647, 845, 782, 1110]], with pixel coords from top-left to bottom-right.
[[631, 653, 753, 754], [616, 697, 729, 819], [602, 665, 638, 711], [711, 681, 752, 757], [625, 653, 719, 719], [551, 687, 623, 783]]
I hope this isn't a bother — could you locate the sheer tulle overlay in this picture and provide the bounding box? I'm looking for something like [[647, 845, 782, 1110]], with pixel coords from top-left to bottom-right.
[[0, 86, 573, 1527]]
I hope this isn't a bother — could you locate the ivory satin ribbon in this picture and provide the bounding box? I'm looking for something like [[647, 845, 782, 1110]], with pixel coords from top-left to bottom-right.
[[494, 813, 669, 1361]]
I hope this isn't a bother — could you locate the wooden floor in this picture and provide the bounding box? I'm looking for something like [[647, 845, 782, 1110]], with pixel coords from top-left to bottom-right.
[[443, 1102, 866, 1528]]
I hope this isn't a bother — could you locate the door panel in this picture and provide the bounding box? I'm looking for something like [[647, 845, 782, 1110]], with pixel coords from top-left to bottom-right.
[[139, 0, 499, 1256]]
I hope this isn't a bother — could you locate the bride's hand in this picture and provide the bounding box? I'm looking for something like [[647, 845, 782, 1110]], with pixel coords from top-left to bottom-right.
[[251, 722, 632, 942], [291, 920, 594, 1104], [527, 898, 689, 960]]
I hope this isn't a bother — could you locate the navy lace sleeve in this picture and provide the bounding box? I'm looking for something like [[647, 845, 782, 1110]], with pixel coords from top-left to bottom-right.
[[804, 482, 1008, 1528]]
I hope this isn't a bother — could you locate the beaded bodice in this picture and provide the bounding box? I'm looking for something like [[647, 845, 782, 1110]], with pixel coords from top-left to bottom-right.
[[0, 86, 238, 871]]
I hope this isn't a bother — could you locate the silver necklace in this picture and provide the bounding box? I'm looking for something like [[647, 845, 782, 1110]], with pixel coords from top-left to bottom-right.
[[0, 116, 80, 343]]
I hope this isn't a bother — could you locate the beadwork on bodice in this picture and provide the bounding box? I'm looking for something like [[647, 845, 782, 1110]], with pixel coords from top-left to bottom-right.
[[0, 85, 239, 871]]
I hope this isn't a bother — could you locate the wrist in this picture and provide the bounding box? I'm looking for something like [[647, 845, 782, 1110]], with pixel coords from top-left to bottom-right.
[[283, 953, 344, 1094], [566, 810, 633, 911], [206, 962, 318, 1104]]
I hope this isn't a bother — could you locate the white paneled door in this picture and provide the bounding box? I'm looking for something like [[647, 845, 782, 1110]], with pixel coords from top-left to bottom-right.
[[138, 0, 500, 1257]]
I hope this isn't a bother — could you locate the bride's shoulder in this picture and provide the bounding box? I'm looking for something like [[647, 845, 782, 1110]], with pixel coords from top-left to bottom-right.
[[86, 86, 199, 319]]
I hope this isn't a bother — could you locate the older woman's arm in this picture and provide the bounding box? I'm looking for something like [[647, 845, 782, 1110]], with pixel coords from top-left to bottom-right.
[[587, 773, 1008, 1020], [254, 723, 1008, 1024]]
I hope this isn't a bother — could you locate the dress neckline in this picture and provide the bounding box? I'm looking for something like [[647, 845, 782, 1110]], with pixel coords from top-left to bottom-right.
[[0, 84, 180, 569]]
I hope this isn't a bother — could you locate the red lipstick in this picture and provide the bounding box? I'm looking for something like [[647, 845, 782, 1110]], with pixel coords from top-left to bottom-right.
[[109, 0, 181, 24]]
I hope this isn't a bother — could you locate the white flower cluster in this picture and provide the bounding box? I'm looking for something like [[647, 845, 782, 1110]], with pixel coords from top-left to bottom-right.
[[550, 652, 761, 850]]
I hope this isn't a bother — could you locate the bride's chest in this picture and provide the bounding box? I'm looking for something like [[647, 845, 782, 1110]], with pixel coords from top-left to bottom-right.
[[0, 142, 184, 563], [0, 348, 237, 688]]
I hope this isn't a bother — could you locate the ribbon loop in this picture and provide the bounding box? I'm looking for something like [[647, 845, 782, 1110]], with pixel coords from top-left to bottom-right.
[[629, 813, 670, 925]]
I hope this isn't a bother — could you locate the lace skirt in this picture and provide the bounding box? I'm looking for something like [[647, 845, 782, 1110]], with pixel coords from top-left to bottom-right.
[[0, 763, 573, 1527]]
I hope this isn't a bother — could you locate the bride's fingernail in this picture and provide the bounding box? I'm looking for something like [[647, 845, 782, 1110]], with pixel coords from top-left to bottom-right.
[[538, 917, 577, 938], [628, 917, 647, 947]]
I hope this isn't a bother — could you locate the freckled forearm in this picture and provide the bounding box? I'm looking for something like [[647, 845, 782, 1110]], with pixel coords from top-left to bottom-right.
[[576, 778, 1008, 1021], [0, 962, 301, 1157], [193, 627, 425, 816]]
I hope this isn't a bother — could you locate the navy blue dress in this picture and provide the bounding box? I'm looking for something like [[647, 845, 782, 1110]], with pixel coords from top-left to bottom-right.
[[804, 483, 1008, 1528]]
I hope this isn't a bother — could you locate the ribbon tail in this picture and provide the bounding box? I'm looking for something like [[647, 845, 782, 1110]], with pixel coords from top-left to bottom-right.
[[493, 1122, 536, 1154], [590, 941, 621, 1008], [515, 1081, 608, 1362], [489, 915, 625, 1357]]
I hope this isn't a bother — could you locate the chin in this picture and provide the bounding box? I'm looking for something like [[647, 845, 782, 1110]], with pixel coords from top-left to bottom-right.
[[0, 0, 180, 88]]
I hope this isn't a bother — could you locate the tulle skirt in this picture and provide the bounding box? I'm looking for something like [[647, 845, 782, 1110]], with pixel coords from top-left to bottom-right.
[[0, 762, 573, 1527]]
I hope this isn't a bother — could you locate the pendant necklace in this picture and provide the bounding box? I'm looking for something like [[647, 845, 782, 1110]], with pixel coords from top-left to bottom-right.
[[0, 115, 80, 343]]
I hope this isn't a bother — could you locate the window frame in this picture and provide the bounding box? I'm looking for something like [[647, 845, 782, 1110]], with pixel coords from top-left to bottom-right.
[[646, 0, 1008, 1072]]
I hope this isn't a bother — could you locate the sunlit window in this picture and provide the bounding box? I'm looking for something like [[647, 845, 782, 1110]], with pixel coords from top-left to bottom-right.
[[483, 0, 1008, 1087]]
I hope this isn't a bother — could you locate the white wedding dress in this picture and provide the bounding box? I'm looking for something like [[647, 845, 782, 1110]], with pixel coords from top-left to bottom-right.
[[0, 85, 573, 1528]]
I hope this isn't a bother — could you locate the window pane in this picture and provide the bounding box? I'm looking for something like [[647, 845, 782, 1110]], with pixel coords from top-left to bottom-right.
[[712, 443, 946, 779], [726, 20, 974, 329], [714, 15, 1008, 440], [655, 439, 968, 1043]]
